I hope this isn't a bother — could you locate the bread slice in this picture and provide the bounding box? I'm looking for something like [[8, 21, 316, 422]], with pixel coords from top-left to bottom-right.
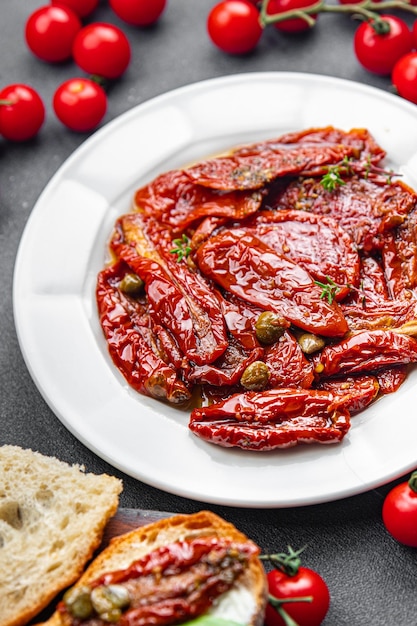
[[36, 510, 268, 626], [0, 445, 123, 626]]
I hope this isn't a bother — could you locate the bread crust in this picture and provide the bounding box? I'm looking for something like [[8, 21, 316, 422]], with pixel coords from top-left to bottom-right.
[[35, 510, 268, 626], [0, 446, 122, 626]]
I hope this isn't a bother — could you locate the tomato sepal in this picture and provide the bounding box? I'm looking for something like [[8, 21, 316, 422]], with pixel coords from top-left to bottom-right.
[[408, 470, 417, 492], [260, 546, 306, 576]]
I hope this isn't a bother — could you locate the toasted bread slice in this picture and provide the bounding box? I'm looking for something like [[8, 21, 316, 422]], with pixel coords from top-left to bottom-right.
[[0, 445, 123, 626], [36, 510, 268, 626]]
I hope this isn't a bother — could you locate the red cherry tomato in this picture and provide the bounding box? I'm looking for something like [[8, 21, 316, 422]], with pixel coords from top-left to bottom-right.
[[53, 78, 107, 132], [262, 548, 330, 626], [353, 15, 413, 76], [207, 0, 263, 55], [25, 5, 81, 63], [72, 23, 131, 79], [109, 0, 167, 26], [382, 471, 417, 547], [392, 52, 417, 104], [266, 0, 317, 33], [265, 567, 330, 626], [0, 84, 45, 141], [51, 0, 99, 19]]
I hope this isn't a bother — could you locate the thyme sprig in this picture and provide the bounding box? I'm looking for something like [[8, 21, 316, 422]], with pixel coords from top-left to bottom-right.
[[320, 156, 355, 191], [315, 277, 342, 304], [170, 234, 192, 262], [320, 164, 346, 191], [315, 276, 373, 307]]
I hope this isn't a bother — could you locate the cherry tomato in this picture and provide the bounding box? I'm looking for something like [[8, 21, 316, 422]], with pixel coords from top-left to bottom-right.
[[265, 567, 330, 626], [353, 15, 413, 76], [25, 5, 81, 63], [109, 0, 167, 26], [0, 84, 45, 141], [262, 548, 330, 626], [207, 0, 263, 55], [51, 0, 99, 19], [72, 23, 131, 79], [266, 0, 317, 33], [382, 471, 417, 547], [392, 52, 417, 104], [53, 78, 107, 132], [412, 19, 417, 47]]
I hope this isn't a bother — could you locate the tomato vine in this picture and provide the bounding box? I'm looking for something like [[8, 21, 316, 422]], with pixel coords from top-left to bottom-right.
[[259, 0, 417, 30]]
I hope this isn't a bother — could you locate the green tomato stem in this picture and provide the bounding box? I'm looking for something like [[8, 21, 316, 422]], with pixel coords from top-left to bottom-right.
[[268, 595, 313, 626], [269, 594, 314, 607], [259, 0, 417, 29], [273, 605, 302, 626], [89, 74, 109, 90]]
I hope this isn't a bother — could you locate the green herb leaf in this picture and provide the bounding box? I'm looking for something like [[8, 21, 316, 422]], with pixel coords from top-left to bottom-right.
[[170, 234, 192, 262], [314, 277, 341, 304], [320, 165, 346, 191]]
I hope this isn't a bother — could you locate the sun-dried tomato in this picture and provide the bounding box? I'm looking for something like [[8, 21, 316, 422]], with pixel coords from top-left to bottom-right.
[[270, 176, 416, 253], [195, 229, 348, 337], [115, 243, 228, 367], [96, 261, 192, 404], [315, 374, 379, 413], [316, 330, 417, 377], [189, 388, 351, 450], [241, 209, 360, 299], [381, 207, 417, 299], [184, 141, 357, 191], [264, 331, 315, 389]]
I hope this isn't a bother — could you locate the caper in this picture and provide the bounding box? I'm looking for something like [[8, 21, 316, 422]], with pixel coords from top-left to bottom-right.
[[255, 311, 288, 344], [240, 361, 270, 391], [91, 584, 131, 616], [297, 332, 325, 354], [119, 272, 144, 297], [63, 585, 93, 619]]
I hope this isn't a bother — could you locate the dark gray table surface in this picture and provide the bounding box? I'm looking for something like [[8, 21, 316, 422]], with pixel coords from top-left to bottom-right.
[[1, 1, 416, 625]]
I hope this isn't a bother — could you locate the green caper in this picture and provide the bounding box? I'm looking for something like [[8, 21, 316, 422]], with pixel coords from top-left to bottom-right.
[[119, 272, 144, 297], [255, 311, 288, 344], [297, 332, 325, 354], [240, 361, 270, 391], [91, 584, 131, 616], [63, 585, 93, 619]]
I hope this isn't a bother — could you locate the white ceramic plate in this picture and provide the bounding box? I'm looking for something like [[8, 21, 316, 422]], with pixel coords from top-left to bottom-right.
[[13, 72, 417, 508]]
